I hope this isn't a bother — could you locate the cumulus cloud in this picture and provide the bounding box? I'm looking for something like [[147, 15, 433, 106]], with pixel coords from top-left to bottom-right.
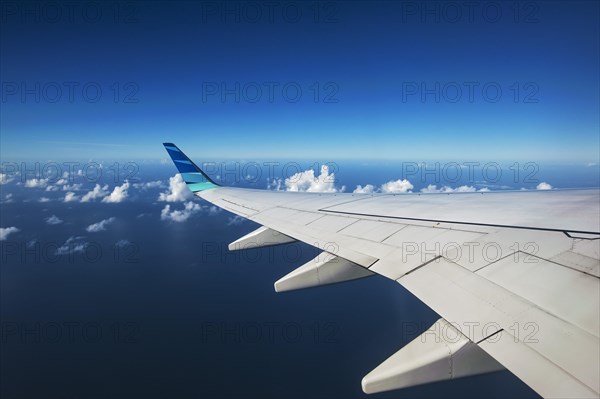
[[55, 236, 87, 255], [45, 185, 59, 192], [158, 174, 192, 202], [269, 165, 344, 193], [381, 179, 414, 193], [0, 173, 15, 185], [420, 184, 489, 193], [536, 182, 553, 190], [351, 179, 493, 195], [353, 184, 376, 194], [160, 201, 201, 222], [1, 193, 13, 204], [102, 181, 130, 203], [39, 197, 51, 203], [134, 180, 166, 190], [45, 215, 63, 225], [86, 217, 116, 232], [63, 192, 79, 202], [24, 178, 49, 188], [353, 179, 414, 194], [227, 215, 246, 226], [80, 184, 109, 202], [0, 226, 20, 241], [62, 183, 83, 191]]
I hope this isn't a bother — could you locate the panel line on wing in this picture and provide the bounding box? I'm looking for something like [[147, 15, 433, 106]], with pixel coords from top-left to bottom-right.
[[319, 209, 600, 235]]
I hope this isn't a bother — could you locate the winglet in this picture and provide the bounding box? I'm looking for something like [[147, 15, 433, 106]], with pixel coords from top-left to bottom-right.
[[162, 143, 220, 192]]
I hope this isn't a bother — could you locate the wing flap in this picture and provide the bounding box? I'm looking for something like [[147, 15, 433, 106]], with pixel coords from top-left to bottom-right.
[[477, 252, 600, 337], [398, 257, 600, 396], [479, 330, 599, 398]]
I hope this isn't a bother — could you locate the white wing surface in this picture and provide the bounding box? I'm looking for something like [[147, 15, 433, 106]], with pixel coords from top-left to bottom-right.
[[164, 143, 600, 398]]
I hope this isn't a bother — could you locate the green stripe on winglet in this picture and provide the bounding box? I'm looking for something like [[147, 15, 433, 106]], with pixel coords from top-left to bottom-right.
[[187, 182, 219, 192]]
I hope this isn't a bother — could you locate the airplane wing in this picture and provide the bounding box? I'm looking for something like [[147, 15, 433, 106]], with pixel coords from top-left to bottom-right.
[[163, 143, 600, 398]]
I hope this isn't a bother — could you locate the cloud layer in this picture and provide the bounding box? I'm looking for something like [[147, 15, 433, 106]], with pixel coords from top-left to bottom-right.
[[86, 217, 116, 232], [160, 201, 201, 222], [269, 165, 344, 193], [159, 174, 193, 202], [0, 226, 19, 241], [353, 179, 414, 194], [0, 173, 15, 185], [420, 184, 489, 193], [102, 181, 130, 203], [56, 236, 88, 255], [81, 184, 109, 202], [45, 215, 63, 225]]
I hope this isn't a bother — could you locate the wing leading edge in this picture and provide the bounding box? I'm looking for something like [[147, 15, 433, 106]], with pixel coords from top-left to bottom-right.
[[163, 143, 600, 398]]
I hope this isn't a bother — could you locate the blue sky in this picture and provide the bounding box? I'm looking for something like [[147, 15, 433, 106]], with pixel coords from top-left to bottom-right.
[[1, 1, 599, 162]]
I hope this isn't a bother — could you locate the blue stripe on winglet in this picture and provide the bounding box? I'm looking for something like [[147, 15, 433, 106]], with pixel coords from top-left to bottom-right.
[[162, 142, 220, 192]]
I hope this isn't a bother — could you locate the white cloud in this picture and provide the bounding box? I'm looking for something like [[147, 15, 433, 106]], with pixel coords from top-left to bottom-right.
[[1, 193, 13, 203], [102, 181, 130, 203], [80, 184, 109, 202], [134, 180, 166, 190], [62, 183, 83, 191], [536, 182, 553, 190], [45, 215, 63, 225], [39, 197, 51, 203], [55, 178, 68, 185], [227, 215, 246, 226], [420, 184, 489, 193], [267, 178, 282, 191], [380, 179, 414, 193], [0, 173, 15, 185], [63, 191, 79, 202], [0, 226, 20, 241], [352, 180, 491, 195], [160, 201, 201, 222], [24, 178, 49, 188], [55, 236, 87, 255], [353, 184, 375, 194], [158, 174, 192, 202], [115, 239, 130, 248], [352, 180, 414, 194], [45, 185, 59, 192], [271, 165, 344, 193], [63, 192, 79, 202], [86, 217, 116, 232]]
